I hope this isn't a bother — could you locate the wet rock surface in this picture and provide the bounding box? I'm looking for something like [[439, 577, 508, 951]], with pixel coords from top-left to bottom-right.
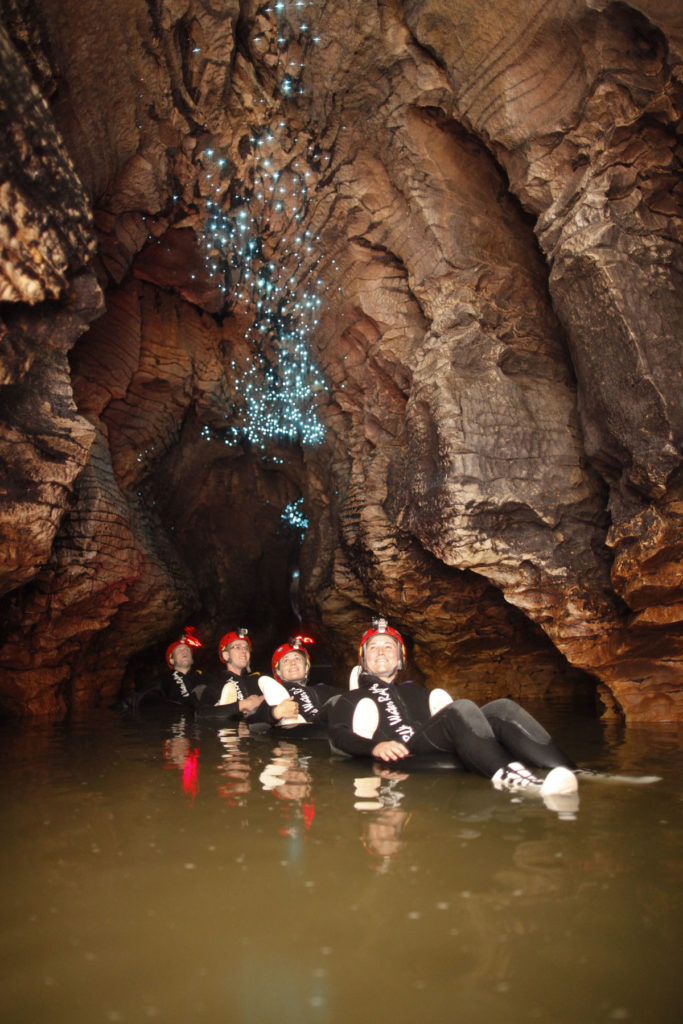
[[0, 0, 680, 718]]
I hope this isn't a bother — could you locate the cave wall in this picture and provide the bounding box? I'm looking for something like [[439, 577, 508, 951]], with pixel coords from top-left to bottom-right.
[[0, 0, 681, 718]]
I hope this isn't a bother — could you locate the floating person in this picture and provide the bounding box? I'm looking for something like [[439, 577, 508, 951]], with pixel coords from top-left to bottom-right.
[[257, 636, 342, 730], [126, 627, 218, 711], [326, 618, 579, 801], [205, 628, 265, 719]]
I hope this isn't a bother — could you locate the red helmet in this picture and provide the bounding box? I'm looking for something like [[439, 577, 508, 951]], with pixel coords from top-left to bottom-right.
[[218, 628, 252, 663], [166, 626, 202, 667], [358, 617, 406, 669], [272, 636, 312, 683]]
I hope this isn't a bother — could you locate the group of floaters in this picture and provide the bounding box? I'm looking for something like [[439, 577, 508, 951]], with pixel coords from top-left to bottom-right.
[[124, 617, 583, 805]]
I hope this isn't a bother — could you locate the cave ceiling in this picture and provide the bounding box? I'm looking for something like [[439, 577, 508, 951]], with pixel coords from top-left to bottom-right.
[[0, 0, 681, 719]]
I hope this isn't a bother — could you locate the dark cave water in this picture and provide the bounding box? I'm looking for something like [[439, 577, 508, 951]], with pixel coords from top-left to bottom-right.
[[1, 700, 681, 1024]]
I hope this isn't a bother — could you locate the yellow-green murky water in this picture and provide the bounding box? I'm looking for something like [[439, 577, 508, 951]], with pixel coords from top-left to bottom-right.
[[1, 702, 681, 1023]]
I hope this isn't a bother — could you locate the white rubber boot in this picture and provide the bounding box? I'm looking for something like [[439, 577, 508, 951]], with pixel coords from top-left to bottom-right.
[[540, 766, 579, 797], [428, 689, 452, 715], [216, 680, 238, 706], [491, 761, 543, 791]]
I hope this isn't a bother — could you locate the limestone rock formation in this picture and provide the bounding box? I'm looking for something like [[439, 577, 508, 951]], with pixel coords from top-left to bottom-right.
[[0, 0, 680, 719]]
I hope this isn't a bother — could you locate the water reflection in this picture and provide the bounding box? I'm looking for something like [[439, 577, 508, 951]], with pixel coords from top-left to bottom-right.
[[260, 742, 317, 851], [216, 723, 252, 805], [161, 715, 200, 802], [0, 707, 681, 1024], [352, 766, 411, 870]]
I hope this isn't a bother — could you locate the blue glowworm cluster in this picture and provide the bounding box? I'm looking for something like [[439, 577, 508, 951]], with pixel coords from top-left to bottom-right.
[[199, 1, 332, 457]]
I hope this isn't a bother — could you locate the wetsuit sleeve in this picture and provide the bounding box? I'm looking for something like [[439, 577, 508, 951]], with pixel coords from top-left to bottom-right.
[[315, 684, 343, 701], [327, 691, 377, 757], [245, 699, 277, 725], [189, 671, 224, 708], [310, 684, 344, 725], [289, 683, 343, 724], [242, 672, 265, 697], [233, 672, 273, 721], [194, 696, 242, 720]]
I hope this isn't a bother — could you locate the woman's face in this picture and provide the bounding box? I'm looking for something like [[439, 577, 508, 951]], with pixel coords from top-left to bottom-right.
[[364, 635, 399, 679], [279, 651, 308, 682]]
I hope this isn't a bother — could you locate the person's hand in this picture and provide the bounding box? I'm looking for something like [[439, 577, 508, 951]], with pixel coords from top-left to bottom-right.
[[239, 695, 264, 713], [274, 698, 299, 721], [373, 765, 409, 781], [371, 740, 410, 762]]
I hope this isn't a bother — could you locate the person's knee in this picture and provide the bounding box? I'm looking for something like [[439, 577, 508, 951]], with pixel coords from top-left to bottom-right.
[[450, 698, 479, 715], [445, 699, 492, 738], [483, 698, 553, 744], [482, 697, 517, 719]]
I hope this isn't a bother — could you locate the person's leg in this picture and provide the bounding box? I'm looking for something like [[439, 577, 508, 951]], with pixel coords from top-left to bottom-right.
[[481, 699, 576, 770], [407, 700, 578, 795], [346, 696, 577, 794], [408, 699, 519, 778]]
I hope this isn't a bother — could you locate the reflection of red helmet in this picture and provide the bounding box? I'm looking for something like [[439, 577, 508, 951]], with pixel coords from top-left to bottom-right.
[[358, 618, 406, 669], [218, 628, 252, 663], [166, 626, 202, 667], [272, 636, 312, 682]]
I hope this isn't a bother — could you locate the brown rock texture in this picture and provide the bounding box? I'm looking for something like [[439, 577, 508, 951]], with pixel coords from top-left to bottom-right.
[[0, 0, 680, 719]]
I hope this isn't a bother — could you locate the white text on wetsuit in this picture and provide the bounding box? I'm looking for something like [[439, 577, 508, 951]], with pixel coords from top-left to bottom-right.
[[368, 683, 415, 743], [172, 670, 190, 699], [289, 685, 317, 722]]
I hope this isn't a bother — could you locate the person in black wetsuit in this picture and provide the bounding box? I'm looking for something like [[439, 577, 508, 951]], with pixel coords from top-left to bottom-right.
[[259, 637, 342, 728], [206, 628, 265, 719], [327, 617, 578, 797], [128, 628, 218, 711]]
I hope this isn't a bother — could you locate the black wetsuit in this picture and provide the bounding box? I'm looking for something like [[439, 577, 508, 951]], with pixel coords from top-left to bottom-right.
[[195, 669, 264, 720], [131, 668, 218, 710], [327, 672, 575, 778], [222, 669, 263, 701], [261, 678, 343, 729]]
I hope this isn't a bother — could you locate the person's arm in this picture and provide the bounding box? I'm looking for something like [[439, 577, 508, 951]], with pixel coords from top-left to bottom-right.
[[238, 694, 265, 713], [371, 740, 411, 762], [306, 684, 343, 725], [240, 681, 295, 727], [234, 672, 266, 716], [273, 697, 300, 721], [242, 697, 277, 725], [188, 670, 224, 709], [258, 676, 306, 725], [278, 682, 342, 724]]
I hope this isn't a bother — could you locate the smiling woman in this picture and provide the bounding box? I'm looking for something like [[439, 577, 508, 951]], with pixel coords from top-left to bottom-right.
[[329, 619, 579, 805], [255, 636, 342, 728], [362, 625, 406, 680]]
